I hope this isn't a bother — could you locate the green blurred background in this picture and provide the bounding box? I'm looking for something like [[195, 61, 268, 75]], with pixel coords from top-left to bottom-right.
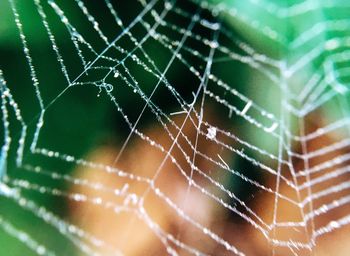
[[0, 0, 349, 255]]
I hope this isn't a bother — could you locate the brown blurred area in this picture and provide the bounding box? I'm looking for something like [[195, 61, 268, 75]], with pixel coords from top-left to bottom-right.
[[68, 109, 350, 256], [251, 113, 350, 256], [69, 107, 233, 255]]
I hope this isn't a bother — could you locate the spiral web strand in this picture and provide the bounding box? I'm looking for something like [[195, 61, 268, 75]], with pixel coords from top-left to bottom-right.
[[1, 0, 350, 255]]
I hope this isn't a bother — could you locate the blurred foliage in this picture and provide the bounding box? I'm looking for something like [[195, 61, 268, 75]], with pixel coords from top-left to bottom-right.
[[0, 0, 350, 255]]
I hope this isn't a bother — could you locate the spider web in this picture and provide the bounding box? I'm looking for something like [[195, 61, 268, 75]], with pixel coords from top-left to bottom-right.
[[1, 0, 350, 255]]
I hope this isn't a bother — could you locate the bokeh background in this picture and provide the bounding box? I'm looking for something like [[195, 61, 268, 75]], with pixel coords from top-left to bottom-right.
[[1, 0, 350, 255]]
